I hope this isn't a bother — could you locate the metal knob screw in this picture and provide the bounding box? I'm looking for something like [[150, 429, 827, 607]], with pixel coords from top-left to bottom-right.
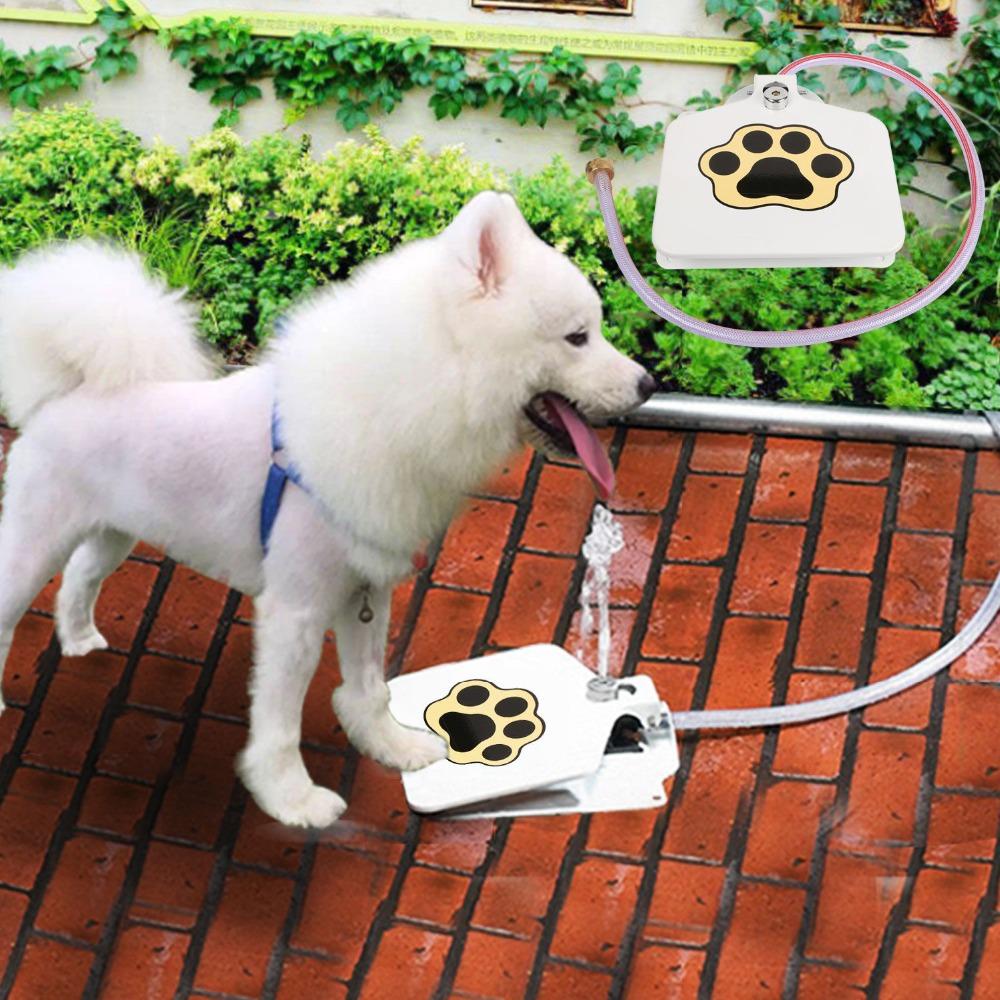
[[587, 675, 619, 702], [762, 82, 790, 110]]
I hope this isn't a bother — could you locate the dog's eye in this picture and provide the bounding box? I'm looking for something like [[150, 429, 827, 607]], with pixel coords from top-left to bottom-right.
[[565, 331, 588, 347]]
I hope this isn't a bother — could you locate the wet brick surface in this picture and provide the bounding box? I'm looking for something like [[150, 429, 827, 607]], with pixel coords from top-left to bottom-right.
[[0, 428, 998, 998]]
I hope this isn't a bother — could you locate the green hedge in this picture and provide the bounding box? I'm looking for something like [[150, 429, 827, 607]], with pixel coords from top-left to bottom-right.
[[0, 105, 997, 409]]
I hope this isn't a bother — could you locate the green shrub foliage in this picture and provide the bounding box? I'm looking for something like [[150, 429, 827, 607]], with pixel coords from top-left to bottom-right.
[[0, 105, 996, 409], [0, 104, 146, 250]]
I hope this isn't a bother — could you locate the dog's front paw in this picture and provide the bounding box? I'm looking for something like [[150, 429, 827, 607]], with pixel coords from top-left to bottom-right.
[[238, 746, 347, 828], [58, 628, 109, 658], [335, 688, 446, 771], [269, 784, 347, 829], [368, 722, 448, 772]]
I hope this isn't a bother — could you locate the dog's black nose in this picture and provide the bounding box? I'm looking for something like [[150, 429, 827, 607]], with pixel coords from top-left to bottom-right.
[[637, 373, 656, 403]]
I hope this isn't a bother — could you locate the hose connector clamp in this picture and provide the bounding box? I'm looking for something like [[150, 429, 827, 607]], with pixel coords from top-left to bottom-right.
[[585, 157, 615, 186]]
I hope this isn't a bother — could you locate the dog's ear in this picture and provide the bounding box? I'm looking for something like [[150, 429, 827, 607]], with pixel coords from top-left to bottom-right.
[[447, 192, 530, 297]]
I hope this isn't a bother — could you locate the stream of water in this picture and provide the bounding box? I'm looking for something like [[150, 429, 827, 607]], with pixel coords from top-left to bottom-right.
[[577, 504, 625, 679]]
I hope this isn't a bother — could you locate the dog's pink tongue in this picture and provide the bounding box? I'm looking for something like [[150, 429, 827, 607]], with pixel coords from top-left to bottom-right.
[[544, 394, 615, 501]]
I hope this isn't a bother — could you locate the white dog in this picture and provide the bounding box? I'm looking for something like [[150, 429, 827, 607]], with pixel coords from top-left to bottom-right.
[[0, 192, 653, 827]]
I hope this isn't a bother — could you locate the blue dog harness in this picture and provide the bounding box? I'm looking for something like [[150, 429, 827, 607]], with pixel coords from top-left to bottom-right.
[[261, 408, 376, 623], [259, 403, 304, 554], [262, 316, 429, 567], [260, 399, 431, 574]]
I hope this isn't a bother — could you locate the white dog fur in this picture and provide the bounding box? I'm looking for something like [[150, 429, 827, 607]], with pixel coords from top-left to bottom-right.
[[0, 192, 651, 827]]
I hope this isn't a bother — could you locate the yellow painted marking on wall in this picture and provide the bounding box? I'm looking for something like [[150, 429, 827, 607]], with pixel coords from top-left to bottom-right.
[[117, 0, 156, 29], [0, 3, 96, 25], [1, 3, 756, 66]]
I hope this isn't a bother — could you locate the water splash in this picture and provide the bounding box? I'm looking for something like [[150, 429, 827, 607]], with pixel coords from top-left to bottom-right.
[[577, 504, 625, 679]]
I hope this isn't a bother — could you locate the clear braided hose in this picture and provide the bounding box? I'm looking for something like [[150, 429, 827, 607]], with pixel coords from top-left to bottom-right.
[[672, 573, 1000, 730]]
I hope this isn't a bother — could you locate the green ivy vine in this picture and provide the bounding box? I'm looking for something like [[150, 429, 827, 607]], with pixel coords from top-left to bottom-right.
[[0, 3, 139, 107], [161, 17, 666, 159]]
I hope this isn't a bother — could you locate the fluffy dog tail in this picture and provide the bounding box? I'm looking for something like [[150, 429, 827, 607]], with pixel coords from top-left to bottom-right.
[[0, 240, 214, 426]]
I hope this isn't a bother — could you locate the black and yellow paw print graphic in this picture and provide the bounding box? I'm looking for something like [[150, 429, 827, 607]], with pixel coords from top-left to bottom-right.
[[699, 124, 854, 211], [424, 679, 544, 766]]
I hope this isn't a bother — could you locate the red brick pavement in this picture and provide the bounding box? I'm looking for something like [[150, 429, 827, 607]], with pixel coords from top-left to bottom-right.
[[0, 425, 998, 998]]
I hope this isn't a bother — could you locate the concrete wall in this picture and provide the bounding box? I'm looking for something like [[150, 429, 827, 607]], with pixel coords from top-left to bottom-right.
[[0, 1, 984, 221]]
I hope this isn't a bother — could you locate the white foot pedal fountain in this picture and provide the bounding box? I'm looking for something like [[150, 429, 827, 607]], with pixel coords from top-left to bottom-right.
[[387, 643, 678, 819], [652, 73, 905, 269], [388, 507, 678, 819]]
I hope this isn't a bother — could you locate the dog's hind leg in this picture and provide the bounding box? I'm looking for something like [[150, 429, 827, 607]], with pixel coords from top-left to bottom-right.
[[55, 528, 135, 657], [332, 585, 446, 771], [238, 592, 347, 828], [0, 458, 88, 710]]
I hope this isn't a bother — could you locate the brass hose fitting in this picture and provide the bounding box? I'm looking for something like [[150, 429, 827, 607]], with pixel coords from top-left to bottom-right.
[[585, 157, 615, 185]]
